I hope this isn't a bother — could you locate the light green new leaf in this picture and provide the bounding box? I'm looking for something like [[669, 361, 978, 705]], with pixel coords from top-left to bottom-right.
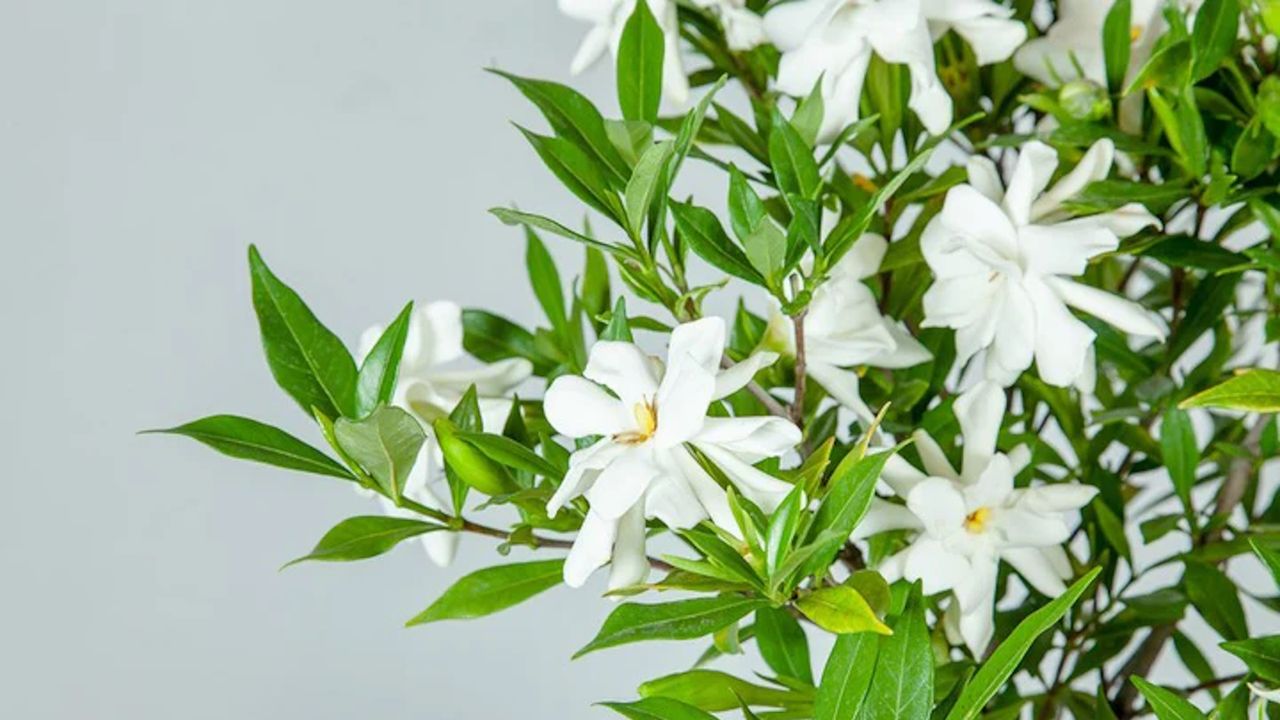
[[792, 79, 826, 147], [668, 75, 728, 182], [285, 516, 443, 566], [796, 585, 891, 636], [1160, 407, 1199, 513], [602, 697, 718, 720], [860, 585, 931, 720], [802, 449, 895, 576], [637, 670, 801, 712], [765, 485, 806, 579], [248, 245, 358, 419], [355, 301, 413, 417], [334, 406, 425, 503], [456, 430, 561, 479], [574, 596, 767, 658], [602, 296, 635, 342], [1221, 636, 1280, 683], [406, 559, 564, 625], [617, 0, 663, 123], [945, 568, 1101, 720], [1130, 677, 1209, 720], [1180, 369, 1280, 412], [754, 607, 813, 684], [148, 415, 354, 480], [1190, 0, 1240, 81], [489, 207, 623, 256], [625, 140, 675, 237], [814, 632, 879, 720]]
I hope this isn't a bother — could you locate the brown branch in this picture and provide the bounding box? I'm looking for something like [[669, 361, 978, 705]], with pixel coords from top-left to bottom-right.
[[461, 519, 673, 572], [791, 309, 809, 430]]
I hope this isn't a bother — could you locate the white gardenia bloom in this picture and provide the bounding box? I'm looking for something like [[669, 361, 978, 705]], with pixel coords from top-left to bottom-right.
[[767, 234, 931, 421], [1014, 0, 1166, 88], [544, 317, 801, 590], [764, 0, 1027, 142], [856, 382, 1098, 654], [691, 0, 767, 51], [356, 300, 533, 567], [1250, 682, 1280, 704], [921, 139, 1166, 388], [559, 0, 690, 105]]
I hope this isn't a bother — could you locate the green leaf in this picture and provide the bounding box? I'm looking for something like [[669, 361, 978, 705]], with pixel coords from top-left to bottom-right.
[[526, 229, 568, 332], [489, 207, 622, 256], [814, 632, 879, 720], [461, 309, 545, 372], [1190, 0, 1240, 81], [755, 607, 813, 684], [1127, 40, 1192, 93], [574, 595, 767, 658], [1221, 635, 1280, 683], [285, 515, 442, 566], [1261, 77, 1280, 139], [945, 568, 1101, 720], [804, 449, 896, 572], [1183, 560, 1248, 640], [602, 697, 719, 720], [765, 485, 805, 578], [625, 140, 675, 237], [671, 201, 765, 285], [1147, 86, 1207, 178], [1253, 538, 1280, 586], [334, 406, 425, 503], [247, 245, 358, 419], [1181, 369, 1280, 412], [488, 69, 629, 183], [457, 430, 561, 479], [355, 301, 413, 417], [148, 415, 354, 480], [1102, 0, 1133, 93], [1130, 678, 1209, 720], [796, 585, 892, 636], [769, 112, 821, 205], [727, 165, 767, 241], [860, 585, 932, 720], [617, 0, 664, 123], [792, 79, 826, 147], [1160, 407, 1199, 513], [406, 559, 564, 625], [743, 216, 788, 287], [603, 296, 636, 342], [519, 126, 624, 222], [668, 75, 728, 182], [637, 670, 801, 712], [1167, 273, 1238, 362]]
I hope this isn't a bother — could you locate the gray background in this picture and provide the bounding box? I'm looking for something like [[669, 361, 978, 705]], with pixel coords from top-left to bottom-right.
[[0, 1, 1270, 718]]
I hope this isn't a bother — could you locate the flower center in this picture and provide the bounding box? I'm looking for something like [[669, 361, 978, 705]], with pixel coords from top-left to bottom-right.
[[613, 398, 658, 445], [1130, 24, 1144, 43], [964, 506, 992, 534]]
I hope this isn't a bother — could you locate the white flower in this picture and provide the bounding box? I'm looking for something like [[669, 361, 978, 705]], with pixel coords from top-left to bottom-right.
[[1014, 0, 1166, 89], [920, 139, 1166, 389], [1250, 682, 1280, 705], [764, 0, 1027, 142], [356, 300, 533, 567], [691, 0, 767, 51], [543, 317, 801, 590], [767, 234, 931, 422], [559, 0, 690, 105], [856, 382, 1098, 654]]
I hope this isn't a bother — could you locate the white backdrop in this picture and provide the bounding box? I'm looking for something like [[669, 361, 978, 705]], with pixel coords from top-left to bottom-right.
[[0, 1, 1273, 718]]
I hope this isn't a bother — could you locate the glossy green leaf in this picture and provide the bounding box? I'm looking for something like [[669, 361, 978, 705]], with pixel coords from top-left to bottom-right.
[[814, 632, 879, 720], [526, 229, 568, 332], [637, 670, 801, 712], [461, 309, 546, 372], [1102, 0, 1132, 93], [489, 207, 622, 256], [456, 430, 561, 479], [334, 406, 425, 502], [617, 0, 663, 123], [804, 449, 895, 573], [519, 126, 624, 222], [248, 245, 357, 419], [768, 112, 821, 205], [285, 516, 443, 566], [407, 559, 564, 625], [1160, 407, 1199, 512], [797, 585, 891, 636], [1130, 677, 1209, 720], [1252, 538, 1280, 586], [148, 415, 354, 480], [1190, 0, 1240, 81], [1184, 560, 1248, 640], [671, 201, 764, 285], [765, 485, 805, 578], [860, 585, 931, 720], [602, 697, 718, 720], [355, 301, 413, 417], [575, 596, 767, 658], [727, 164, 767, 241], [755, 607, 812, 684], [1180, 369, 1280, 412], [945, 568, 1101, 720], [1221, 635, 1280, 683], [625, 140, 675, 237]]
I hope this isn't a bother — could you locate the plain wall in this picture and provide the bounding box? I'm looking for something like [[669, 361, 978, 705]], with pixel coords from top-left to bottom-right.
[[1, 1, 1273, 718]]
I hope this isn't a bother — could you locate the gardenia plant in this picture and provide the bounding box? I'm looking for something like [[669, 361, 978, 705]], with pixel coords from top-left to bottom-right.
[[155, 1, 1280, 718]]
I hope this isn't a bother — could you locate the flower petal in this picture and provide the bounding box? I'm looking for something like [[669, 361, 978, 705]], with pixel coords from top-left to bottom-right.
[[644, 473, 709, 530], [948, 14, 1027, 65], [1018, 220, 1120, 277], [1045, 276, 1166, 339], [714, 351, 778, 401], [607, 503, 651, 591], [694, 442, 793, 513], [1001, 546, 1068, 597], [953, 558, 998, 655], [881, 452, 929, 497], [1002, 142, 1059, 226], [665, 446, 738, 532], [1031, 139, 1114, 220], [902, 537, 971, 595], [906, 476, 968, 536], [1025, 275, 1096, 387], [548, 438, 627, 516], [851, 498, 924, 539], [953, 381, 1006, 482], [838, 233, 889, 280], [654, 353, 716, 447], [806, 361, 875, 423], [964, 453, 1014, 509], [912, 430, 958, 480], [428, 357, 532, 398], [667, 317, 727, 375], [692, 416, 801, 461], [585, 341, 661, 407], [564, 510, 616, 588], [965, 156, 1004, 203], [585, 450, 662, 520], [544, 375, 632, 439], [1017, 483, 1099, 513]]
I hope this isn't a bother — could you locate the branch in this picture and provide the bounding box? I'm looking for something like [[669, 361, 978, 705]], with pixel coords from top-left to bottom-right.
[[791, 309, 808, 430], [461, 519, 673, 572]]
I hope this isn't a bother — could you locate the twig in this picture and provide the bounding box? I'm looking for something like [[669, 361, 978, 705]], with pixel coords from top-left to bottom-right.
[[791, 309, 809, 430], [461, 519, 673, 572]]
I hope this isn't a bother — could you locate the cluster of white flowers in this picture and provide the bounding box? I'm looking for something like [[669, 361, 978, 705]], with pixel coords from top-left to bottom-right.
[[368, 0, 1198, 654]]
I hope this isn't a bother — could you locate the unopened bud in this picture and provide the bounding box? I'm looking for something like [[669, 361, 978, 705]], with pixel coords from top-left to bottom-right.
[[1059, 79, 1112, 122]]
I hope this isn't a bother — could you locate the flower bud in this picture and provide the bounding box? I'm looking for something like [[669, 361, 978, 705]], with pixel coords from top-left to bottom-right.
[[1058, 79, 1111, 122], [433, 418, 517, 497]]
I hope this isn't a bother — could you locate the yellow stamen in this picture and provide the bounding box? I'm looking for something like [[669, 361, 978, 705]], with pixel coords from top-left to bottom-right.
[[614, 399, 658, 445], [1130, 24, 1144, 43], [964, 506, 992, 534], [852, 173, 878, 193]]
